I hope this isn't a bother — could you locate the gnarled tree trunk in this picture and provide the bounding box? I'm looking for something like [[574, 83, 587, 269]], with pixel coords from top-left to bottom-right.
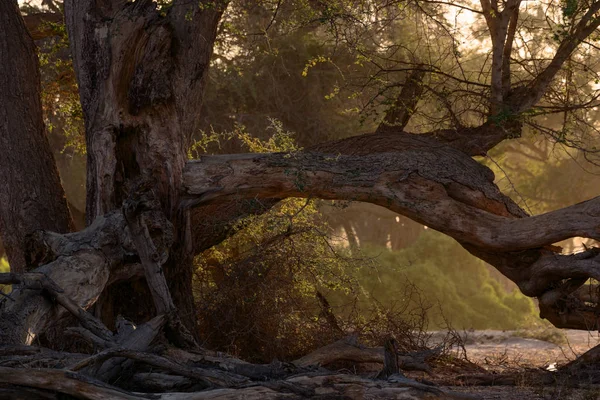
[[63, 0, 226, 333], [3, 0, 600, 384]]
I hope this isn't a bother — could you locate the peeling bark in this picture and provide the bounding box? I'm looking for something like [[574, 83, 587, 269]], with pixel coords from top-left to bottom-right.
[[64, 0, 226, 333], [0, 212, 130, 344], [181, 130, 600, 330]]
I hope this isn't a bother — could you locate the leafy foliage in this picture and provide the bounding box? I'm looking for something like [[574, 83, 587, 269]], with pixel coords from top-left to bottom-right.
[[192, 125, 362, 361], [194, 197, 360, 361], [356, 231, 538, 330], [37, 20, 85, 155], [0, 257, 9, 294]]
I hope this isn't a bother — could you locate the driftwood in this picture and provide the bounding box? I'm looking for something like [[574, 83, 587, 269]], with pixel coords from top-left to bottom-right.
[[0, 240, 474, 399], [0, 363, 482, 400], [293, 336, 440, 374], [0, 333, 478, 399]]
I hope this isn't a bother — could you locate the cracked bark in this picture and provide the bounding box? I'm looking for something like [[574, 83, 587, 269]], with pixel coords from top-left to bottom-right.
[[181, 131, 600, 330], [64, 0, 226, 334], [2, 0, 600, 370]]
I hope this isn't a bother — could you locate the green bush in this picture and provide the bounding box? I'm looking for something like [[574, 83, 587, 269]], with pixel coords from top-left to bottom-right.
[[354, 230, 538, 330], [0, 257, 9, 294]]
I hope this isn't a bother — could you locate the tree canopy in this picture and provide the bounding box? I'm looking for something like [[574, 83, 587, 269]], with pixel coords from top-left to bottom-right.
[[3, 0, 600, 398]]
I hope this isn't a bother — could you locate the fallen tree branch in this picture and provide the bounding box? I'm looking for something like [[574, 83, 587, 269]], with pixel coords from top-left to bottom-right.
[[0, 339, 482, 399], [82, 315, 165, 383], [0, 272, 113, 341], [70, 346, 247, 388], [0, 212, 130, 345], [123, 181, 197, 349], [0, 366, 145, 400], [293, 336, 440, 373]]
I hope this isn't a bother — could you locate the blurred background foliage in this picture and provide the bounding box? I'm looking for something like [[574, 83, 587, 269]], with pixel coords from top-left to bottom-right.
[[11, 0, 600, 361]]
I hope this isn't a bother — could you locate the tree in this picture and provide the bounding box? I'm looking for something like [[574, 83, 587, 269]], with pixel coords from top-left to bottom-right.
[[3, 0, 600, 397]]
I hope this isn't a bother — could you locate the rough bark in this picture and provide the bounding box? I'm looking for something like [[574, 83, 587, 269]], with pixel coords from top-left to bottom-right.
[[64, 0, 226, 333], [181, 130, 600, 330], [0, 212, 130, 345], [376, 68, 426, 133], [0, 0, 73, 273]]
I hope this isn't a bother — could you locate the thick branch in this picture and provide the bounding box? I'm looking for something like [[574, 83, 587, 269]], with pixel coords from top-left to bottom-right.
[[123, 182, 197, 348], [501, 3, 520, 97], [183, 133, 600, 252], [480, 0, 510, 113], [0, 272, 113, 341], [0, 366, 143, 400], [0, 212, 130, 345], [123, 184, 175, 316], [71, 346, 247, 387], [376, 68, 426, 133], [182, 130, 600, 330]]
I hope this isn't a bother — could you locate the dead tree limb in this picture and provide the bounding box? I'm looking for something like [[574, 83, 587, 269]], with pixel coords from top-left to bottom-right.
[[83, 315, 165, 383], [0, 366, 144, 400], [123, 181, 197, 348], [0, 272, 113, 341], [376, 68, 426, 133], [70, 346, 247, 388]]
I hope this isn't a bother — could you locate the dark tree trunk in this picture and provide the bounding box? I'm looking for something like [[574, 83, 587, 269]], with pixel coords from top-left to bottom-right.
[[2, 0, 600, 366], [0, 0, 73, 274], [64, 0, 226, 333]]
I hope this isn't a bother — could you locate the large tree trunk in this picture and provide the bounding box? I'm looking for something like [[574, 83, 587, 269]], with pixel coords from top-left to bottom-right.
[[5, 1, 600, 397], [64, 0, 226, 333], [2, 0, 600, 355], [0, 0, 73, 274]]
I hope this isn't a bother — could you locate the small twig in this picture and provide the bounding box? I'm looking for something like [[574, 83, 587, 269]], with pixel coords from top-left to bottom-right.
[[0, 290, 15, 302]]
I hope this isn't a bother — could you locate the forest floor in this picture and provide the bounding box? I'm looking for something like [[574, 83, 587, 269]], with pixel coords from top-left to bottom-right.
[[431, 330, 600, 400]]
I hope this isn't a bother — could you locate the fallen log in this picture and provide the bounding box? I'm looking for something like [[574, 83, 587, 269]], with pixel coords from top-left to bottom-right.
[[293, 336, 441, 373], [0, 364, 481, 399], [0, 366, 144, 400]]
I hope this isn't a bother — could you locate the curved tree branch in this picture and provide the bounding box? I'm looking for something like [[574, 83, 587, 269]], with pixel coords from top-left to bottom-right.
[[181, 130, 600, 331]]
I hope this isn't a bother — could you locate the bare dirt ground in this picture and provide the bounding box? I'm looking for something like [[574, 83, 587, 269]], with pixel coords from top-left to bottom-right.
[[432, 330, 600, 400], [461, 330, 600, 367]]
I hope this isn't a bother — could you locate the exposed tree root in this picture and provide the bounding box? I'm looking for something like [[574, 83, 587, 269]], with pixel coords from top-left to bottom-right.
[[0, 346, 482, 400], [0, 273, 480, 399]]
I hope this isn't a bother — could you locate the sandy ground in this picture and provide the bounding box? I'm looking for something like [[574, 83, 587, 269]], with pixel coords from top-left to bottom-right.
[[461, 329, 600, 366], [431, 330, 600, 400]]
